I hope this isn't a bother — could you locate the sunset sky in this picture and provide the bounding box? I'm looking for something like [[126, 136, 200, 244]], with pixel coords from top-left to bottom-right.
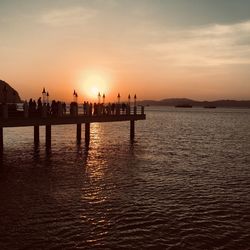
[[1, 0, 250, 102]]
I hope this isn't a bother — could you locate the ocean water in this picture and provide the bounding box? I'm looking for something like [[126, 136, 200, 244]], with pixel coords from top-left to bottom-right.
[[0, 107, 249, 250]]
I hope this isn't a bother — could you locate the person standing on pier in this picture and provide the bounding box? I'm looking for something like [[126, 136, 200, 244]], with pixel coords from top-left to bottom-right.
[[37, 97, 42, 116], [62, 102, 66, 115]]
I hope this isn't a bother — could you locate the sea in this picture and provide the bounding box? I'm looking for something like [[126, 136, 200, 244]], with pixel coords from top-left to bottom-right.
[[0, 107, 249, 250]]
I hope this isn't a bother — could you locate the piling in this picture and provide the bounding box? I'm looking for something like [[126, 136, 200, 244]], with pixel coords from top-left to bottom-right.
[[130, 120, 135, 140], [34, 126, 39, 145], [77, 123, 81, 143], [46, 125, 51, 147], [85, 123, 90, 144]]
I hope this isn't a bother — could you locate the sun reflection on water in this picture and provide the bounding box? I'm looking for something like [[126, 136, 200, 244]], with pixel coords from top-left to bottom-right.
[[80, 123, 111, 235]]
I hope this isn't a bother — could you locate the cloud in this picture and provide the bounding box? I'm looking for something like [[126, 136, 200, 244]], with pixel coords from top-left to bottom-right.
[[40, 7, 98, 27], [146, 20, 250, 67]]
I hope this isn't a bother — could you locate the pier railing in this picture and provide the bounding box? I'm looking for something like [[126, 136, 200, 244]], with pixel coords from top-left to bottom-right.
[[0, 103, 145, 120]]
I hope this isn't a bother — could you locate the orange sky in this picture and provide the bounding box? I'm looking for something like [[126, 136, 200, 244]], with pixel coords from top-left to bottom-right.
[[1, 0, 250, 102]]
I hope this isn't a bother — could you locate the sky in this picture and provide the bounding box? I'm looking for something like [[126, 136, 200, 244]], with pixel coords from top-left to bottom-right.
[[0, 0, 250, 102]]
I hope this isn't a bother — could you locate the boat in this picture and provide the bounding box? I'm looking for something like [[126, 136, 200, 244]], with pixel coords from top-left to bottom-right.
[[175, 104, 192, 108]]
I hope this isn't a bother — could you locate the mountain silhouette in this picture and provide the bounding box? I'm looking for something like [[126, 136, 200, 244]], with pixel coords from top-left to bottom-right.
[[139, 98, 250, 108]]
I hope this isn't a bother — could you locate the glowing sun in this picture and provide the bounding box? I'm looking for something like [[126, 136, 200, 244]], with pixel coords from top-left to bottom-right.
[[79, 71, 110, 101]]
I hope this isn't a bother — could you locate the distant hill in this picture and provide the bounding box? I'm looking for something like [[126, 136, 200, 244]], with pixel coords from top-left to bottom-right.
[[0, 80, 22, 103], [139, 98, 250, 108]]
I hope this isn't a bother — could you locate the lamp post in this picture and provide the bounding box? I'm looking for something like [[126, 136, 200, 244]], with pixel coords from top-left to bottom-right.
[[42, 87, 46, 104], [75, 92, 78, 103], [128, 94, 131, 106], [46, 92, 49, 104], [98, 92, 101, 104], [117, 93, 120, 104], [73, 90, 76, 103], [134, 94, 137, 106], [102, 94, 105, 104]]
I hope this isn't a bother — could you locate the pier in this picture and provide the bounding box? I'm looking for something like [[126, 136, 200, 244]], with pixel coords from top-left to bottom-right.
[[0, 103, 146, 152]]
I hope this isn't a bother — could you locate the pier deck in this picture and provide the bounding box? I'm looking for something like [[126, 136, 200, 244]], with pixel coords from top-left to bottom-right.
[[0, 113, 145, 127], [0, 105, 146, 152]]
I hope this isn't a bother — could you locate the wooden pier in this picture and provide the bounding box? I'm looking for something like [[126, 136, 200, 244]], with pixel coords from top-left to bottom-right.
[[0, 104, 146, 152]]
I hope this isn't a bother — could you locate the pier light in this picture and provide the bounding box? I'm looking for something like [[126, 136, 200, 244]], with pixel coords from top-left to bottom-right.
[[128, 94, 131, 106], [46, 92, 49, 104], [102, 94, 105, 104], [117, 93, 121, 104], [75, 92, 78, 103], [98, 92, 101, 104], [73, 90, 76, 102], [134, 94, 137, 106], [42, 88, 46, 104]]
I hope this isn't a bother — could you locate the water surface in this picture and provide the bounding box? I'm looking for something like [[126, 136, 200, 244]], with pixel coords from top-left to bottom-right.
[[0, 107, 249, 249]]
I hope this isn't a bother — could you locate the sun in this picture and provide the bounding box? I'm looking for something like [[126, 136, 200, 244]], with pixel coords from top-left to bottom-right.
[[78, 70, 110, 101], [90, 86, 99, 97]]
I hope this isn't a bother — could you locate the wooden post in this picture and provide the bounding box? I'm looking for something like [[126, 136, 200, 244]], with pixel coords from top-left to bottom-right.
[[130, 120, 135, 140], [46, 125, 51, 147], [77, 123, 81, 143], [34, 126, 39, 145], [85, 123, 90, 144], [0, 127, 3, 153]]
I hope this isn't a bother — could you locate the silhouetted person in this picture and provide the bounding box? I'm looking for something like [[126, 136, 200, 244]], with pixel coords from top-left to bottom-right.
[[89, 103, 93, 116], [51, 100, 57, 117], [37, 97, 42, 116], [107, 103, 111, 115], [62, 102, 66, 115], [46, 102, 50, 116], [83, 101, 87, 115], [111, 103, 115, 115], [28, 98, 33, 117], [23, 100, 28, 118], [93, 103, 97, 115], [122, 103, 126, 114], [28, 99, 36, 117]]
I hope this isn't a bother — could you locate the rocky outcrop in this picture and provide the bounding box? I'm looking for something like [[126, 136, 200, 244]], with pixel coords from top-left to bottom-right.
[[0, 80, 22, 103]]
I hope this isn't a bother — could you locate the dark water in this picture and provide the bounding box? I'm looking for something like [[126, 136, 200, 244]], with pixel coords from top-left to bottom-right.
[[0, 107, 250, 250]]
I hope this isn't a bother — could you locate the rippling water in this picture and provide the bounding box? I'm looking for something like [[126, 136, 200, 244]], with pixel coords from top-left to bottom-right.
[[0, 107, 250, 250]]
